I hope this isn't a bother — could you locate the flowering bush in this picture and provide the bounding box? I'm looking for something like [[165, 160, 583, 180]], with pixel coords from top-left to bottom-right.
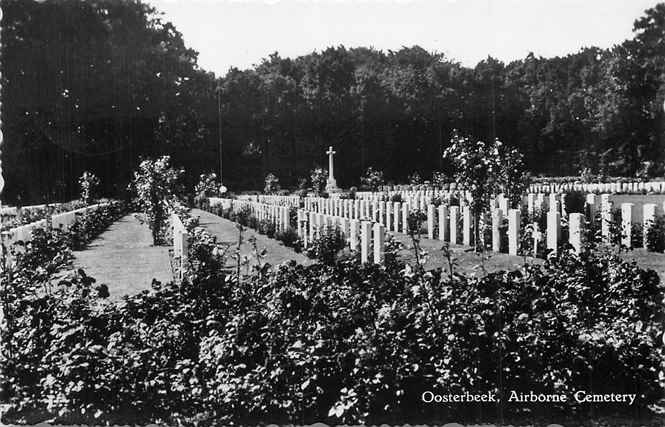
[[310, 167, 328, 196], [194, 172, 219, 200], [263, 173, 280, 194], [78, 171, 100, 204], [444, 131, 529, 250], [360, 167, 385, 191], [432, 171, 449, 188], [407, 171, 422, 185], [305, 225, 346, 264], [497, 146, 530, 208], [130, 156, 184, 245]]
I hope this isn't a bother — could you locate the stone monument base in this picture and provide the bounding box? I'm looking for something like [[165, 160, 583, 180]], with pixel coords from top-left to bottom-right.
[[326, 178, 341, 194]]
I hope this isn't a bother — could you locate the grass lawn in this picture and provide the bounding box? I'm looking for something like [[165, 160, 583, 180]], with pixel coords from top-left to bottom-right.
[[73, 213, 173, 299]]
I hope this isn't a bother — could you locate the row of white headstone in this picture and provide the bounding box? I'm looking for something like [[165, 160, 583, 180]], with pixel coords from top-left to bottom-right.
[[296, 192, 663, 254], [367, 180, 665, 195], [2, 203, 106, 248], [297, 210, 385, 264], [530, 181, 665, 194], [215, 188, 665, 261], [0, 202, 68, 218], [212, 198, 387, 264], [236, 194, 300, 207]]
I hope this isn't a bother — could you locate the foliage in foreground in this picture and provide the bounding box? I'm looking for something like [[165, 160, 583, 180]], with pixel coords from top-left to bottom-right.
[[1, 216, 664, 426]]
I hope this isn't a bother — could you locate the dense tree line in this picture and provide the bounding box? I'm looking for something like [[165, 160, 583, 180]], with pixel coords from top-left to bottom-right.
[[3, 0, 665, 203]]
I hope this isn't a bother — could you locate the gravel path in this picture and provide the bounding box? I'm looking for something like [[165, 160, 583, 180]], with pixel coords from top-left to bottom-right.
[[73, 214, 172, 299], [190, 208, 313, 267]]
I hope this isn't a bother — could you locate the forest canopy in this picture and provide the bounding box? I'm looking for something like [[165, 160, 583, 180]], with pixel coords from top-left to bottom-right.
[[3, 0, 665, 203]]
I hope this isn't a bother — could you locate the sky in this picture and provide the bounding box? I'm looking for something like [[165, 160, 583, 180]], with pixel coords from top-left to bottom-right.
[[149, 0, 658, 75]]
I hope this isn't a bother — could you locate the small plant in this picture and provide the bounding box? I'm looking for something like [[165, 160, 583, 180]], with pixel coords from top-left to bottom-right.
[[230, 205, 253, 227], [78, 171, 100, 204], [406, 210, 428, 271]]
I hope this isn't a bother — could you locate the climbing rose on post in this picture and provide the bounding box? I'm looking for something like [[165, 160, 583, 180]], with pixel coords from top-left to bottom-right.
[[131, 156, 184, 245]]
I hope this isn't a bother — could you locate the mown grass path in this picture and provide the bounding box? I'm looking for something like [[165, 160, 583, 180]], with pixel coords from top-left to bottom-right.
[[190, 208, 313, 268], [73, 213, 172, 299]]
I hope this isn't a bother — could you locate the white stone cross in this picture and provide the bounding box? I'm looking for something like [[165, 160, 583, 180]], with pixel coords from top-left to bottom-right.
[[325, 146, 339, 192], [326, 146, 336, 178]]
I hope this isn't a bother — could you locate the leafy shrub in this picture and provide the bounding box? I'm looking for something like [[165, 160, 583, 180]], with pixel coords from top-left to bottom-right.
[[230, 205, 253, 227], [4, 206, 665, 426], [258, 219, 276, 238], [306, 225, 345, 264], [275, 227, 302, 252], [390, 193, 403, 203], [646, 215, 665, 252]]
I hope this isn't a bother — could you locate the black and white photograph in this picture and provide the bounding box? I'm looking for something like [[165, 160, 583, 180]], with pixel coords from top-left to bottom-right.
[[2, 0, 665, 425]]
